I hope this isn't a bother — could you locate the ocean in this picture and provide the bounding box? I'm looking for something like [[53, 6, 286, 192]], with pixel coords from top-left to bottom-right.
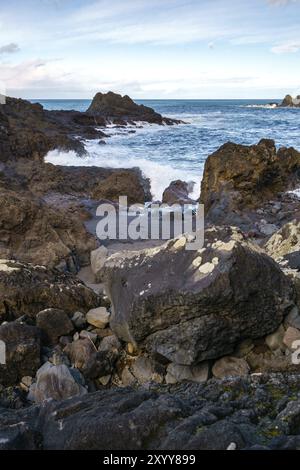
[[32, 99, 300, 200]]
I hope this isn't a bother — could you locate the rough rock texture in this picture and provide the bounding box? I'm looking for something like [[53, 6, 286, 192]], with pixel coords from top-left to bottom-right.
[[36, 309, 74, 345], [0, 97, 86, 162], [0, 322, 41, 386], [87, 91, 181, 125], [9, 160, 152, 204], [101, 233, 294, 365], [0, 260, 101, 322], [266, 221, 300, 268], [91, 169, 152, 204], [3, 373, 300, 449], [162, 180, 196, 205], [29, 362, 87, 403], [65, 338, 115, 380], [200, 139, 300, 223], [0, 185, 97, 268]]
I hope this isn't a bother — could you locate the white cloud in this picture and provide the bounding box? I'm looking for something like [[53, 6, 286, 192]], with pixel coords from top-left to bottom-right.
[[272, 41, 300, 53], [0, 43, 19, 54], [267, 0, 299, 5]]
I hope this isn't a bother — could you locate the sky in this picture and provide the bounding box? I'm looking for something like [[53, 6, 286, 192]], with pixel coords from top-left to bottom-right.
[[0, 0, 300, 99]]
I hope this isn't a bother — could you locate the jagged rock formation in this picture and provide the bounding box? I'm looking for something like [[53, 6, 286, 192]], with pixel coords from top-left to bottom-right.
[[200, 139, 300, 223], [279, 94, 300, 108], [87, 91, 183, 125]]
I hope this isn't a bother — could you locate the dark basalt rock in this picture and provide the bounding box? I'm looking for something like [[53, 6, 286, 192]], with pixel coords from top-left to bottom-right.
[[200, 139, 300, 224], [0, 260, 101, 322], [279, 94, 300, 108], [162, 179, 196, 205], [0, 97, 86, 163], [87, 91, 183, 125], [101, 232, 295, 365], [0, 322, 41, 387], [2, 373, 300, 449]]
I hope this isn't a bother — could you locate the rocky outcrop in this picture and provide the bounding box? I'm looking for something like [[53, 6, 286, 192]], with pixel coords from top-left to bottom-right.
[[0, 260, 100, 322], [200, 139, 300, 223], [101, 231, 294, 365], [0, 97, 86, 163], [87, 91, 182, 125], [279, 94, 300, 108], [162, 180, 196, 205]]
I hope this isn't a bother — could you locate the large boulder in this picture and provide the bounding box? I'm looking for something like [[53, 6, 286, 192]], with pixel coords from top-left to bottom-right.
[[162, 180, 196, 205], [0, 322, 41, 386], [101, 232, 294, 365], [200, 139, 300, 223], [0, 260, 101, 322]]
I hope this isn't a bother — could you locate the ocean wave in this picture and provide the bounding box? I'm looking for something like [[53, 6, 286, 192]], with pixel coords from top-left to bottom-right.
[[242, 104, 278, 109], [46, 144, 201, 201]]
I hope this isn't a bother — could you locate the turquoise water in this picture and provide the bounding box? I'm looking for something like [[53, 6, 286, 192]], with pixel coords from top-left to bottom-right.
[[33, 98, 300, 199]]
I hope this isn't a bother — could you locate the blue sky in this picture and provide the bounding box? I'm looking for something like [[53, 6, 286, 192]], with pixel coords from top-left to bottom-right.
[[0, 0, 300, 99]]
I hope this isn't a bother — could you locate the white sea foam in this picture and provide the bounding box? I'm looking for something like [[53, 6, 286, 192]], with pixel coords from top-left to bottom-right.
[[242, 104, 278, 109], [46, 140, 201, 201], [288, 188, 300, 199]]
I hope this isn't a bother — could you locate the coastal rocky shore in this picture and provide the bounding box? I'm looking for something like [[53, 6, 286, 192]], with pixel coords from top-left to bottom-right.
[[271, 94, 300, 108], [0, 93, 300, 450]]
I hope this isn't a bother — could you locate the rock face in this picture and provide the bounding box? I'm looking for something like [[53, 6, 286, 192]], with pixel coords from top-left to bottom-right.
[[101, 233, 294, 365], [90, 169, 152, 204], [0, 97, 86, 163], [162, 180, 196, 205], [0, 184, 97, 268], [200, 139, 300, 223], [0, 322, 41, 386], [0, 260, 101, 322], [87, 91, 181, 125]]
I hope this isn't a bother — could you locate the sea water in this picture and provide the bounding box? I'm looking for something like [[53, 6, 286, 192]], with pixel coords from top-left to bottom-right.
[[33, 99, 300, 200]]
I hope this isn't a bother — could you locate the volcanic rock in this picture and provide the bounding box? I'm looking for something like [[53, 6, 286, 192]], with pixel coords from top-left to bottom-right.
[[0, 322, 41, 386], [101, 233, 294, 365], [200, 139, 300, 223], [0, 260, 100, 322], [87, 91, 182, 125]]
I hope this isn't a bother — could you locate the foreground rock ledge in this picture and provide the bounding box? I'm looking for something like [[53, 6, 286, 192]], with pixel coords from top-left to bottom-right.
[[101, 231, 295, 365], [2, 373, 300, 450]]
